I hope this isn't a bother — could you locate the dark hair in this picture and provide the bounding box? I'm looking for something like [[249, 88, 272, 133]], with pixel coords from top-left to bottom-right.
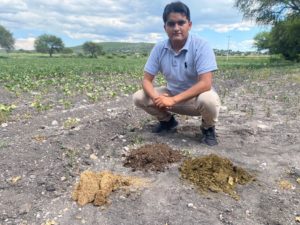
[[163, 1, 190, 23]]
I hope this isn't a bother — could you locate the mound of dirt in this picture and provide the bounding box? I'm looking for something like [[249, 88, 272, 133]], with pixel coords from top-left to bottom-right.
[[180, 154, 255, 200], [123, 143, 183, 172], [72, 170, 147, 206]]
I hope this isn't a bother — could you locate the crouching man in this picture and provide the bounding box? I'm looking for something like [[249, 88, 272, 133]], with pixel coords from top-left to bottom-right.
[[133, 1, 221, 146]]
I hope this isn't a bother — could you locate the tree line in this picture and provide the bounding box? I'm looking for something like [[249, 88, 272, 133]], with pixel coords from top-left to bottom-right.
[[0, 28, 104, 58], [1, 0, 299, 60], [235, 0, 300, 61]]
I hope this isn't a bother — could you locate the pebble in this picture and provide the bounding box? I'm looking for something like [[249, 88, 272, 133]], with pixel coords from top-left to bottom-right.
[[46, 184, 56, 192], [1, 123, 8, 128], [84, 144, 91, 150], [257, 124, 269, 130], [51, 120, 58, 126], [119, 195, 126, 200], [246, 210, 251, 216], [37, 178, 46, 186], [89, 154, 98, 160], [187, 203, 196, 209]]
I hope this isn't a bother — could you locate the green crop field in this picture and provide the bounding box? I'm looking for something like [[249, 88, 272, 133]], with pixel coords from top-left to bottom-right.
[[0, 53, 299, 123]]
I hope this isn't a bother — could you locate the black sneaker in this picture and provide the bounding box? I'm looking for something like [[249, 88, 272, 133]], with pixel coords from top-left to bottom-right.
[[201, 126, 218, 146], [152, 115, 178, 133]]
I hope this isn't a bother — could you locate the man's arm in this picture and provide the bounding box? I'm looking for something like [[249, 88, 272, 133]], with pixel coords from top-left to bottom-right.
[[142, 72, 160, 101], [154, 72, 213, 108]]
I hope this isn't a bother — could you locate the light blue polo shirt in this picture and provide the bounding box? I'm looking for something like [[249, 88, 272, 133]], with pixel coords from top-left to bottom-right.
[[144, 34, 218, 95]]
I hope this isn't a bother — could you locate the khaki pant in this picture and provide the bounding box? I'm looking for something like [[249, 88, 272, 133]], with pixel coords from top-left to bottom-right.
[[133, 87, 221, 128]]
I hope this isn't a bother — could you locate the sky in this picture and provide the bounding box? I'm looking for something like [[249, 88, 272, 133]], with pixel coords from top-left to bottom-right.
[[0, 0, 269, 51]]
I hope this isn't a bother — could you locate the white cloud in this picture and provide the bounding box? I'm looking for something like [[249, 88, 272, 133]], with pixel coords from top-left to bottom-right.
[[15, 37, 35, 50], [211, 21, 255, 33], [0, 0, 260, 49], [230, 39, 256, 51]]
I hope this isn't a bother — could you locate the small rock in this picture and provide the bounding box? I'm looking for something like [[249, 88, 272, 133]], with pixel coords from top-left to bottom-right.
[[83, 158, 92, 165], [119, 195, 126, 200], [257, 124, 269, 130], [289, 167, 300, 177], [219, 214, 224, 220], [51, 120, 58, 126], [89, 154, 98, 160], [60, 176, 67, 182], [1, 123, 8, 128], [46, 184, 56, 192], [187, 203, 196, 209], [37, 178, 46, 186], [128, 127, 135, 132], [259, 162, 267, 169], [246, 210, 251, 216], [84, 144, 91, 150]]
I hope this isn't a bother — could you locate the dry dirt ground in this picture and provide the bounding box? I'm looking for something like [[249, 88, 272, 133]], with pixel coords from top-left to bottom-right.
[[1, 73, 300, 225]]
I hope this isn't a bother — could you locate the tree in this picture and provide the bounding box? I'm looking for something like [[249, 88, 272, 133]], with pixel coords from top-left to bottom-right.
[[234, 0, 300, 24], [62, 47, 74, 54], [82, 41, 103, 58], [34, 34, 64, 57], [253, 31, 271, 51], [0, 25, 15, 52], [253, 16, 300, 61], [269, 16, 300, 61]]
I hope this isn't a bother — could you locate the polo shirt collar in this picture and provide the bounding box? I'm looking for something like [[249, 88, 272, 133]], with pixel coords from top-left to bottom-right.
[[164, 34, 192, 53]]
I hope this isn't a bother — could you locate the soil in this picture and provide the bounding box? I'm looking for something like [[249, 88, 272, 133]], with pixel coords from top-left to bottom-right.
[[1, 73, 300, 225], [180, 154, 254, 200], [123, 143, 183, 172], [72, 170, 148, 206]]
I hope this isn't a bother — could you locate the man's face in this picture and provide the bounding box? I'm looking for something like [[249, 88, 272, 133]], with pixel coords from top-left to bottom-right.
[[164, 12, 192, 45]]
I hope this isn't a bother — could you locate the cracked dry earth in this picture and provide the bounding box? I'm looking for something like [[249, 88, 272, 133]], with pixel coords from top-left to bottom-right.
[[0, 73, 300, 225]]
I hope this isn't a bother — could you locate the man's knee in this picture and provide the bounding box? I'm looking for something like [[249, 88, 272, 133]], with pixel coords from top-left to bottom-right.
[[197, 91, 220, 114], [133, 89, 147, 107]]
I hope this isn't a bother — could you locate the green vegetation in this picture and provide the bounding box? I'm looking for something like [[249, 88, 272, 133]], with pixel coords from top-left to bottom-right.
[[34, 34, 65, 57], [235, 0, 300, 61], [0, 103, 16, 123], [0, 54, 148, 112], [0, 24, 15, 52], [82, 41, 104, 58], [253, 16, 300, 61], [71, 42, 154, 55], [0, 53, 299, 124], [234, 0, 300, 25]]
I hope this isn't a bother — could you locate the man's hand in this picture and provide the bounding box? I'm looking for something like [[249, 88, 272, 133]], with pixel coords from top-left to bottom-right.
[[153, 93, 176, 109]]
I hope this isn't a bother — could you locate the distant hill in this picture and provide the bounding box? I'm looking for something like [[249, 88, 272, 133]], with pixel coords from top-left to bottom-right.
[[71, 42, 154, 55]]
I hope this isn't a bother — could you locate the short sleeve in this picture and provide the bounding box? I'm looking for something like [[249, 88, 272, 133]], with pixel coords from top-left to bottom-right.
[[144, 44, 161, 76], [195, 41, 218, 75]]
